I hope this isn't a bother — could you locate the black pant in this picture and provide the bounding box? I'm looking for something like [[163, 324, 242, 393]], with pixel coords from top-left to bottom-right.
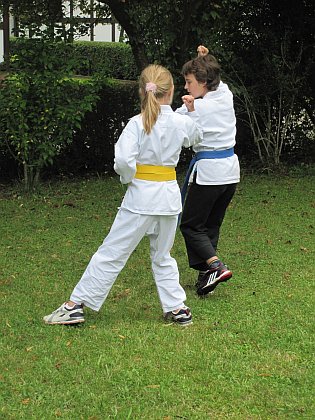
[[180, 181, 237, 271]]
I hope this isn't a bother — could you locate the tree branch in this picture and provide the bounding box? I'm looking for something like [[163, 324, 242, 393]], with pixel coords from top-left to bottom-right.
[[99, 0, 149, 71]]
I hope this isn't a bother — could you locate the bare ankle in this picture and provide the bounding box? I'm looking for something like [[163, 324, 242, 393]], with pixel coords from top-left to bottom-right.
[[66, 301, 78, 308]]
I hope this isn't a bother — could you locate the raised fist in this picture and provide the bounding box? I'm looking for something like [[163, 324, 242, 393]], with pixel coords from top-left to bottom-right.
[[182, 95, 195, 112], [197, 45, 209, 57]]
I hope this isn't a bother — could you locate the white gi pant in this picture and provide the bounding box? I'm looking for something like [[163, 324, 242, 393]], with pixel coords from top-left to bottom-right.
[[70, 208, 187, 313]]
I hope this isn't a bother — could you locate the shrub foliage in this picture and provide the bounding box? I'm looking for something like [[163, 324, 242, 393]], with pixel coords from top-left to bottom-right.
[[0, 39, 98, 190]]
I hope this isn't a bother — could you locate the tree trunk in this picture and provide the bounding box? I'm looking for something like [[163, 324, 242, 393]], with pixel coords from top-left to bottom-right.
[[175, 0, 205, 67], [103, 0, 149, 71], [23, 162, 40, 193], [2, 0, 10, 71]]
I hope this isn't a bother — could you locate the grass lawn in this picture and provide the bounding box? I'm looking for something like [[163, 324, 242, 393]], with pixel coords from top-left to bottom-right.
[[0, 170, 314, 419]]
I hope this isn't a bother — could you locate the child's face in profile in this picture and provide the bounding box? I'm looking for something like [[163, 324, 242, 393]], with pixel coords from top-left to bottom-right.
[[184, 74, 207, 98]]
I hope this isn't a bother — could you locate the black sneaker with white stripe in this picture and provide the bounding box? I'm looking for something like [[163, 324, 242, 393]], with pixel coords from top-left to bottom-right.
[[196, 260, 232, 296]]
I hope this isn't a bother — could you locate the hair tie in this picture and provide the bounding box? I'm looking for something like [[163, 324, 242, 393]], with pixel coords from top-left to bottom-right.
[[145, 82, 157, 94]]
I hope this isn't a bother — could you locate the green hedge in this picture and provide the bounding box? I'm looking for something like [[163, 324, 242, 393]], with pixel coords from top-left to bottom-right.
[[71, 41, 139, 79], [45, 78, 140, 177], [0, 77, 139, 179], [0, 39, 141, 180], [6, 38, 139, 80]]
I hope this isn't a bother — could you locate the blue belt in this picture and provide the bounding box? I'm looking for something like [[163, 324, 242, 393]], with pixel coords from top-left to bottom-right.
[[181, 148, 234, 204]]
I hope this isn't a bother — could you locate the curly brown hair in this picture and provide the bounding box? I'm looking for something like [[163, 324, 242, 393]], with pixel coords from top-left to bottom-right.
[[181, 55, 221, 92]]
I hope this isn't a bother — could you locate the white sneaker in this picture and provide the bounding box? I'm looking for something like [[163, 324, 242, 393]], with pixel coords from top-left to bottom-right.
[[164, 306, 192, 326], [43, 303, 85, 325]]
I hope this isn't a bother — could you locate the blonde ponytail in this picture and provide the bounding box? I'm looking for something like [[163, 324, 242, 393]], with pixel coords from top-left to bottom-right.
[[139, 65, 173, 134]]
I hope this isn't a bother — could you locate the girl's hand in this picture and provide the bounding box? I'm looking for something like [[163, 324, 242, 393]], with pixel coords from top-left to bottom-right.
[[197, 45, 209, 57], [182, 95, 195, 112]]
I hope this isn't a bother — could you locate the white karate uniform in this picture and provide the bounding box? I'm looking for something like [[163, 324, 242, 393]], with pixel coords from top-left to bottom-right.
[[70, 105, 201, 313], [176, 81, 240, 185]]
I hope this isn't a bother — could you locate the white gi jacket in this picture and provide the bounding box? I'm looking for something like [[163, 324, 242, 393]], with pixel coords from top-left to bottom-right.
[[176, 81, 240, 185], [114, 105, 201, 216]]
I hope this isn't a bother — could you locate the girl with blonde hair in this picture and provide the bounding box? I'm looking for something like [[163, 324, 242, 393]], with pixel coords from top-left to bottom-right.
[[43, 64, 202, 326]]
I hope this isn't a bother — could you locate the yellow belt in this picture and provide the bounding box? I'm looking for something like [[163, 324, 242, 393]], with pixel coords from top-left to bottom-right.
[[135, 164, 176, 181]]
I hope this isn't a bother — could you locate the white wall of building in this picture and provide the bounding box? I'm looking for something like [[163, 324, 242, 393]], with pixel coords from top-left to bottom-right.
[[77, 24, 121, 42], [0, 30, 3, 63], [65, 1, 121, 42]]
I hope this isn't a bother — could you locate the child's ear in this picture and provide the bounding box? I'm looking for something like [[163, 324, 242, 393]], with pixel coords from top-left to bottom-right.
[[168, 86, 174, 104]]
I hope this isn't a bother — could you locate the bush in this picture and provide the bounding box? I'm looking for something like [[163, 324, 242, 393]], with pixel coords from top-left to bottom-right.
[[0, 77, 139, 181], [72, 41, 139, 79], [6, 38, 139, 80], [50, 78, 139, 176], [0, 39, 99, 191], [0, 37, 141, 182]]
